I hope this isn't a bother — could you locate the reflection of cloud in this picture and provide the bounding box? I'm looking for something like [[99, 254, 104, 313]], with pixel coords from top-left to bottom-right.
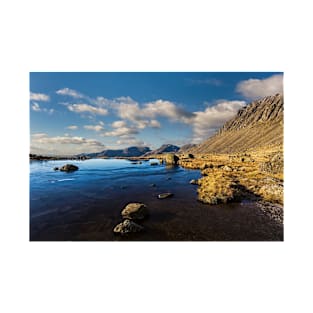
[[236, 74, 283, 100]]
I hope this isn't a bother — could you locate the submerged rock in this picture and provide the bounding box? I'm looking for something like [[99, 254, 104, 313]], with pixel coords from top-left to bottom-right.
[[53, 167, 59, 171], [158, 192, 173, 199], [150, 162, 158, 166], [121, 202, 148, 220], [59, 164, 79, 172], [113, 219, 144, 234]]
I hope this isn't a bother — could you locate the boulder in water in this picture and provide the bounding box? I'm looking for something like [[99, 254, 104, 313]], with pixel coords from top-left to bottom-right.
[[59, 164, 79, 172], [158, 192, 173, 199], [121, 202, 148, 220]]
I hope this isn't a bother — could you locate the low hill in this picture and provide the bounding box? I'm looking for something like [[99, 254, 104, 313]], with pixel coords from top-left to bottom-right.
[[190, 94, 283, 154]]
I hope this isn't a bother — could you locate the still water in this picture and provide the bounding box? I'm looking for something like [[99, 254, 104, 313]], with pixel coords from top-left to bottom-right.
[[30, 158, 283, 241]]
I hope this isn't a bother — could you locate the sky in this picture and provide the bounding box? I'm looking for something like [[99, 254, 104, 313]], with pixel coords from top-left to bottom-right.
[[30, 72, 283, 155]]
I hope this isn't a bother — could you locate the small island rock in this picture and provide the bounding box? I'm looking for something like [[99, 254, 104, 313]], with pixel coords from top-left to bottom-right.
[[158, 192, 173, 199], [59, 164, 79, 172]]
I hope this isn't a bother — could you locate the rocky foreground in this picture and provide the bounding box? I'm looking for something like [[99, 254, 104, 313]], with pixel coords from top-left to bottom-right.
[[177, 145, 283, 223]]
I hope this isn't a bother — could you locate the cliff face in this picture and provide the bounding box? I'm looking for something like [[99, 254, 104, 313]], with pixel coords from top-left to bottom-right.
[[190, 94, 283, 154]]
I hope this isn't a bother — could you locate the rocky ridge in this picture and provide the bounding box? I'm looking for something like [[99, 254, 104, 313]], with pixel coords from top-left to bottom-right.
[[190, 94, 283, 154]]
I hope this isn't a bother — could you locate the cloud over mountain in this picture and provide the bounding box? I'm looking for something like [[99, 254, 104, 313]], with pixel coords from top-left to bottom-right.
[[236, 74, 283, 100]]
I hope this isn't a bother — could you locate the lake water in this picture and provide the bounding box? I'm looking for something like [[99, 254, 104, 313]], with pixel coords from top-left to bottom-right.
[[30, 158, 283, 241]]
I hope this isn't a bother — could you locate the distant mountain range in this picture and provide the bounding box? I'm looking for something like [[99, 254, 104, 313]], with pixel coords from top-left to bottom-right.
[[78, 144, 181, 158], [143, 144, 180, 156], [79, 146, 151, 158]]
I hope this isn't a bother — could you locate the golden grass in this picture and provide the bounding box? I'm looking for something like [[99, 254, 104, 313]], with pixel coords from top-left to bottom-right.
[[180, 145, 284, 205]]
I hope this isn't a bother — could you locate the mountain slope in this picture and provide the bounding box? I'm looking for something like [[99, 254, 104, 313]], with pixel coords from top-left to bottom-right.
[[190, 94, 283, 154], [144, 144, 180, 156]]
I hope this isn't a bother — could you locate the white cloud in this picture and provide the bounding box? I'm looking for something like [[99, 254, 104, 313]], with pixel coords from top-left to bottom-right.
[[56, 88, 85, 99], [116, 137, 146, 146], [102, 126, 139, 137], [191, 100, 246, 143], [84, 124, 104, 132], [111, 120, 127, 128], [115, 99, 193, 130], [142, 100, 194, 123], [31, 133, 48, 138], [30, 92, 50, 101], [67, 125, 78, 130], [31, 134, 105, 155], [31, 102, 54, 114], [67, 104, 108, 115], [31, 102, 41, 111], [149, 119, 161, 128], [236, 74, 283, 100]]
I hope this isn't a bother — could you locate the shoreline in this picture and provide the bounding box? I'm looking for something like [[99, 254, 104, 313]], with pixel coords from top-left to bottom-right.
[[30, 146, 284, 225]]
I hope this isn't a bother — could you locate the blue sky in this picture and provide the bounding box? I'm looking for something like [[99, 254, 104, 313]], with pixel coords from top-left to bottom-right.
[[30, 72, 283, 155]]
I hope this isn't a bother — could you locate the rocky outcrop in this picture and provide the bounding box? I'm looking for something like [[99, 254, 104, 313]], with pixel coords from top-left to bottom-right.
[[197, 173, 242, 204], [259, 152, 283, 174], [113, 219, 144, 234], [190, 94, 283, 154], [165, 154, 179, 165], [121, 203, 148, 220], [59, 164, 79, 172]]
